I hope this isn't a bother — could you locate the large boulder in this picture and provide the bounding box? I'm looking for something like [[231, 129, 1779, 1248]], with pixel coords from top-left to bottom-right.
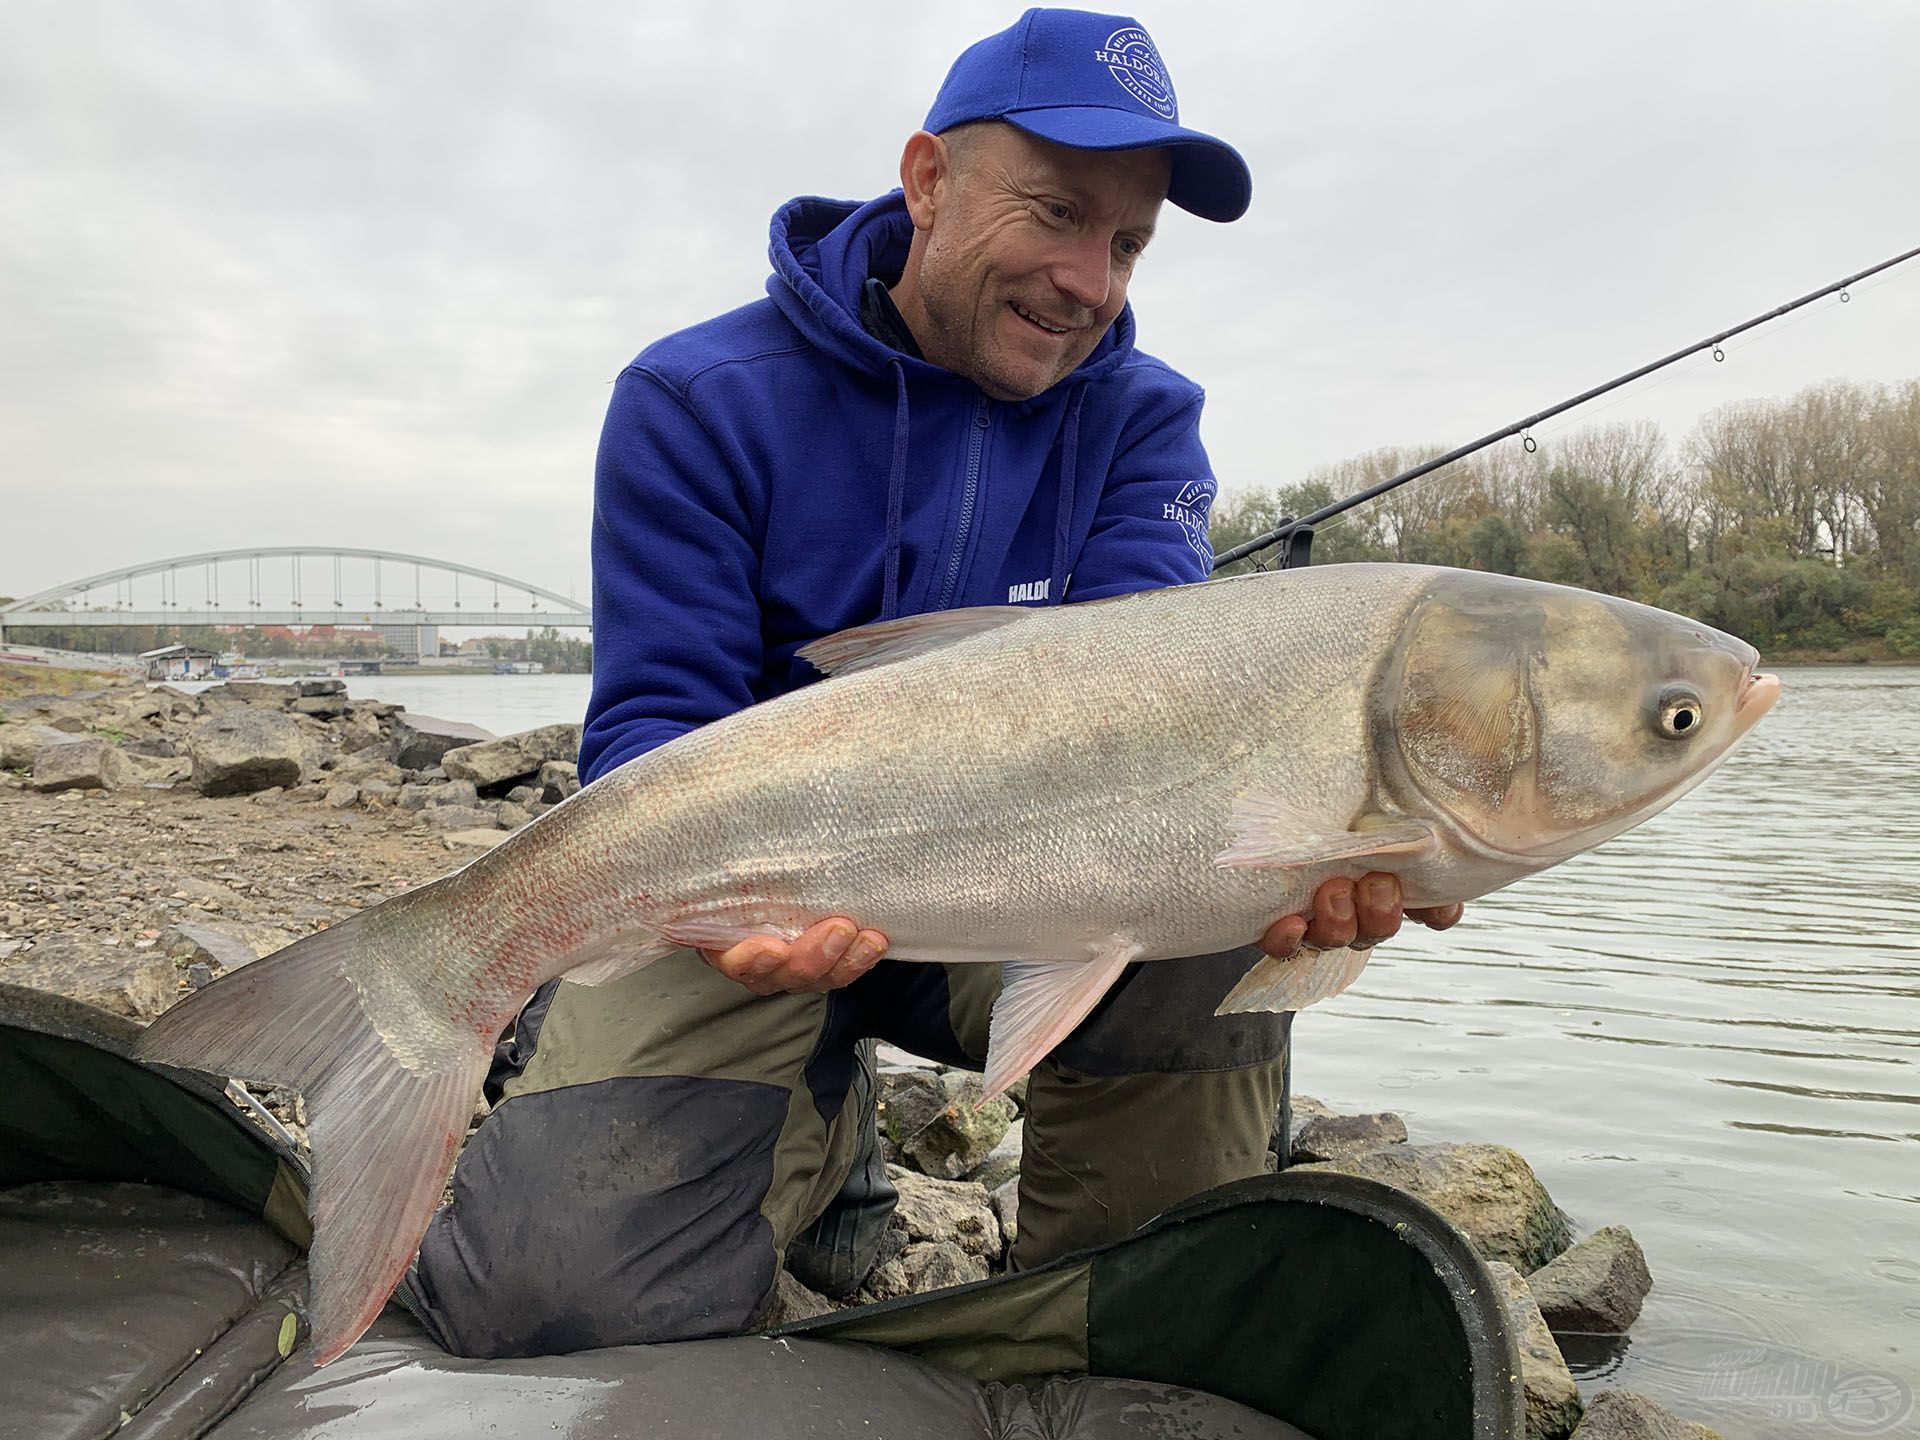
[[862, 1240, 989, 1300], [148, 686, 205, 720], [121, 750, 193, 788], [336, 710, 388, 755], [967, 1117, 1024, 1190], [1292, 1110, 1408, 1164], [291, 694, 349, 718], [425, 778, 480, 809], [1487, 1261, 1584, 1440], [189, 710, 307, 796], [197, 680, 295, 710], [1529, 1226, 1653, 1334], [880, 1067, 1014, 1180], [423, 805, 503, 832], [390, 712, 498, 770], [887, 1166, 1001, 1264], [990, 1176, 1019, 1250], [440, 723, 581, 789], [1293, 1142, 1573, 1271], [766, 1269, 834, 1325], [537, 760, 581, 804], [163, 921, 282, 974], [1, 694, 97, 732], [2, 936, 176, 1018], [1272, 1091, 1339, 1162], [328, 755, 405, 788], [28, 737, 133, 792], [1569, 1390, 1724, 1439], [0, 723, 77, 768]]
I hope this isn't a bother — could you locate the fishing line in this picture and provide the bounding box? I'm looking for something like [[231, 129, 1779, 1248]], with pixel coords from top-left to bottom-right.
[[1213, 242, 1920, 573]]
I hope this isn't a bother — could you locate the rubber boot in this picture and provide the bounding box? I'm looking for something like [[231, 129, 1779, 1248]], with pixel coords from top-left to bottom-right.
[[783, 1038, 898, 1299]]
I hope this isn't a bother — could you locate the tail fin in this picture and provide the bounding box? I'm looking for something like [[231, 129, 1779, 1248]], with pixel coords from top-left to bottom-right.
[[133, 880, 490, 1367]]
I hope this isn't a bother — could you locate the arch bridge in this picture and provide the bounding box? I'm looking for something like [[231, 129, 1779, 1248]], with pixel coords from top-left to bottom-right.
[[0, 547, 591, 642]]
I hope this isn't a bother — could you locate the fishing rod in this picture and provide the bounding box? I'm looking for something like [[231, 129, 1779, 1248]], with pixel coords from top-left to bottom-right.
[[1212, 242, 1920, 573]]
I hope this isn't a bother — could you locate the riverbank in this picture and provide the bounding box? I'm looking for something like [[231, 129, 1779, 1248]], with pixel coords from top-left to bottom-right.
[[0, 659, 132, 699]]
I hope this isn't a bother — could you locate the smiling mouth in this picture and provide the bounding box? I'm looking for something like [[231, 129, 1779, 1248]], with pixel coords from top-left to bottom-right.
[[1009, 301, 1072, 336]]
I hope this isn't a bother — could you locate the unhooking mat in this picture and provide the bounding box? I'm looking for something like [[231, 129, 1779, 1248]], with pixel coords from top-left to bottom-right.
[[0, 982, 1524, 1439]]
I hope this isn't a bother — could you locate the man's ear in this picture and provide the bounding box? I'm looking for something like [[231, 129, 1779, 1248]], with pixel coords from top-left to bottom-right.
[[898, 130, 947, 232]]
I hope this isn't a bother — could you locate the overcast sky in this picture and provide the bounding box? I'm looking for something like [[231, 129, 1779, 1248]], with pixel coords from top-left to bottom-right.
[[4, 0, 1917, 607]]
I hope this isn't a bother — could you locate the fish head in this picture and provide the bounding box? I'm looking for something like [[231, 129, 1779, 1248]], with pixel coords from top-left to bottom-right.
[[1376, 570, 1780, 865]]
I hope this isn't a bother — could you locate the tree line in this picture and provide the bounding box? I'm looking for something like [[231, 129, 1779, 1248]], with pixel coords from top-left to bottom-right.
[[1209, 377, 1920, 659]]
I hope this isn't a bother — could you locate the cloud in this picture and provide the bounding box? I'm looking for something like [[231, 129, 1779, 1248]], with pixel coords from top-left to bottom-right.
[[3, 0, 1917, 603]]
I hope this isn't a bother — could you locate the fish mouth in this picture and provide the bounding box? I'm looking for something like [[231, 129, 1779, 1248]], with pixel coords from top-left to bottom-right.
[[1736, 670, 1782, 729]]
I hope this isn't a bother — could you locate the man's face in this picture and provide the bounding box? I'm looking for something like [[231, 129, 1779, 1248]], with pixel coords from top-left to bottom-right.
[[902, 125, 1170, 401]]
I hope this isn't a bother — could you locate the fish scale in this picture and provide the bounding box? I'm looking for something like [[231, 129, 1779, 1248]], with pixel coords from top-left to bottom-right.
[[133, 562, 1779, 1365]]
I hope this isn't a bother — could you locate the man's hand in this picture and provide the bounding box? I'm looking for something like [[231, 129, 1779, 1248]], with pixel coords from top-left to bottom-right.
[[702, 916, 889, 996], [1257, 874, 1464, 960]]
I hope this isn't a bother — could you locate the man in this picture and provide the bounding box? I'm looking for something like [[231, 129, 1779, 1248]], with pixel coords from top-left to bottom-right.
[[408, 8, 1461, 1358]]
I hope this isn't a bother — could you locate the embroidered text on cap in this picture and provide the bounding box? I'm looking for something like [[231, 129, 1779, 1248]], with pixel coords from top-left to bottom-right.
[[1094, 26, 1176, 119]]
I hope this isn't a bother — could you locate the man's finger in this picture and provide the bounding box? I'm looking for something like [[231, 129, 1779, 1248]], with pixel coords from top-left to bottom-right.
[[1353, 872, 1404, 946], [704, 936, 791, 992], [1257, 915, 1308, 959], [1301, 876, 1359, 951], [781, 917, 857, 989], [1409, 902, 1465, 932], [808, 928, 890, 992]]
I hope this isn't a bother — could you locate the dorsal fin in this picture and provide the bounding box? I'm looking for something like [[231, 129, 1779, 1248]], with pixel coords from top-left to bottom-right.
[[798, 605, 1038, 677]]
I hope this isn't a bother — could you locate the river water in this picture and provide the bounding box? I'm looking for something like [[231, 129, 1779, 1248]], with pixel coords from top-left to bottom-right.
[[323, 667, 1918, 1433]]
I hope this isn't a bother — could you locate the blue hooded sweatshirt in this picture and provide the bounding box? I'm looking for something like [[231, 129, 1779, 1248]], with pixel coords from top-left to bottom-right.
[[579, 192, 1219, 783]]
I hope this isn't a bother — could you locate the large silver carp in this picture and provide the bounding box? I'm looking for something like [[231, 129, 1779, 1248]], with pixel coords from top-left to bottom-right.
[[135, 563, 1780, 1363]]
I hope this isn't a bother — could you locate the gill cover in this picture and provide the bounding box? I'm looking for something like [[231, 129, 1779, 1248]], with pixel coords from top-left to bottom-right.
[[1387, 582, 1546, 854]]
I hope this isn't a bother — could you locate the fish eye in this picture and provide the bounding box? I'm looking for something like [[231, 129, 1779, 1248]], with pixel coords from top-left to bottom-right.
[[1654, 686, 1704, 740]]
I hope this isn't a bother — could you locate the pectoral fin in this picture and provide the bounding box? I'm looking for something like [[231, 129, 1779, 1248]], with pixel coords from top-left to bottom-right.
[[1213, 942, 1376, 1015], [798, 605, 1037, 677], [562, 936, 675, 987], [656, 903, 822, 958], [981, 941, 1140, 1101], [1215, 797, 1437, 870]]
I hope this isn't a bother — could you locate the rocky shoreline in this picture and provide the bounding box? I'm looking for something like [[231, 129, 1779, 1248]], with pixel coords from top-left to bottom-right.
[[2, 670, 1722, 1439]]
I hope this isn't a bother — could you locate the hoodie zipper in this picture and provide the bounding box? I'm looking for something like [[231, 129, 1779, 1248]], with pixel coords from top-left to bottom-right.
[[936, 399, 991, 611]]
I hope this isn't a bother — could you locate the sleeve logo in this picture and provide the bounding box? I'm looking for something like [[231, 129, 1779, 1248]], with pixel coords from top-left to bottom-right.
[[1162, 479, 1215, 560]]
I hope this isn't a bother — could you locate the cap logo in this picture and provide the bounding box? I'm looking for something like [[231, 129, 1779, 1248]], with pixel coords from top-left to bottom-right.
[[1093, 26, 1176, 120]]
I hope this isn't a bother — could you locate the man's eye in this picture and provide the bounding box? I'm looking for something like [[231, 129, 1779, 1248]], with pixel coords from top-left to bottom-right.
[[1045, 202, 1071, 221], [1116, 237, 1143, 259]]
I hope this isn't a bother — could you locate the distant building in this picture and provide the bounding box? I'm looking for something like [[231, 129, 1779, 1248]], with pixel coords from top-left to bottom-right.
[[378, 624, 438, 662], [307, 624, 385, 644], [140, 644, 217, 681]]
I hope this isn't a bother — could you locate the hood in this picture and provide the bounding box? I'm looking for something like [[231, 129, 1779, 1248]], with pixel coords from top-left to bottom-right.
[[763, 192, 1138, 402]]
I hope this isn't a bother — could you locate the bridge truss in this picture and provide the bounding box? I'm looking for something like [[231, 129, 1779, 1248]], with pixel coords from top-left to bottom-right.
[[0, 547, 592, 640]]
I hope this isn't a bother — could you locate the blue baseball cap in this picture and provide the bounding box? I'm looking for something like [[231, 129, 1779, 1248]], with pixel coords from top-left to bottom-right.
[[923, 8, 1251, 223]]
